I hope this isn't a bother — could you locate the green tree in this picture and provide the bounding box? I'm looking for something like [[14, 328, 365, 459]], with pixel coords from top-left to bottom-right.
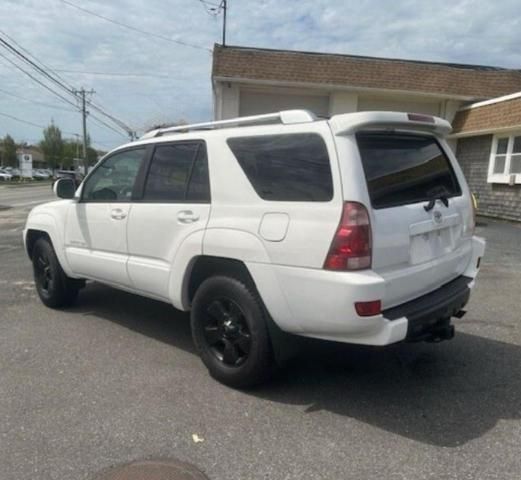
[[62, 138, 81, 169], [87, 146, 98, 166], [40, 123, 64, 171], [2, 134, 17, 167]]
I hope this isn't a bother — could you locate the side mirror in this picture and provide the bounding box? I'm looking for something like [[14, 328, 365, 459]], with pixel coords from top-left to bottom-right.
[[53, 178, 76, 199]]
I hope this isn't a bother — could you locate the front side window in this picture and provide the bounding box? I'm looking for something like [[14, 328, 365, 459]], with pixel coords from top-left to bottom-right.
[[489, 134, 521, 183], [142, 142, 210, 202], [227, 133, 333, 202], [82, 148, 146, 202]]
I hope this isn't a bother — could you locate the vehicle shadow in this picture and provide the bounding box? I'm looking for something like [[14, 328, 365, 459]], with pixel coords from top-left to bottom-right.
[[70, 282, 196, 355], [256, 333, 521, 447], [71, 282, 520, 448]]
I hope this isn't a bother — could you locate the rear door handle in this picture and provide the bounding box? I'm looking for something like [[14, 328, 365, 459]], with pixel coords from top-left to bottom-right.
[[177, 210, 199, 224], [110, 208, 127, 220]]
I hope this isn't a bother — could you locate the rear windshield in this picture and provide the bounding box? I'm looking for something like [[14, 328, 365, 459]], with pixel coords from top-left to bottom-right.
[[356, 132, 461, 209], [227, 133, 333, 202]]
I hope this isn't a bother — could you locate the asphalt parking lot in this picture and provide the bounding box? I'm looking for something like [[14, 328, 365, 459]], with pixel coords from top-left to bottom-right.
[[1, 185, 520, 480]]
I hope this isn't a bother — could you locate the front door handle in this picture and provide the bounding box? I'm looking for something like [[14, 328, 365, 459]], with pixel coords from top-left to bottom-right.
[[110, 208, 127, 220], [177, 210, 199, 224]]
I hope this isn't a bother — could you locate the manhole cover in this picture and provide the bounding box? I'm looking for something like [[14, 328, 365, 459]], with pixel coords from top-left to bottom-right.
[[94, 459, 209, 480]]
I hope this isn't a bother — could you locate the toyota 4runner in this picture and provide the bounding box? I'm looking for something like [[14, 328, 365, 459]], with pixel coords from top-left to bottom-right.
[[24, 110, 485, 387]]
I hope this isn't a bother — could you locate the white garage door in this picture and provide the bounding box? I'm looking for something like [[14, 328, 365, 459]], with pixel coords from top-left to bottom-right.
[[358, 97, 441, 116], [239, 90, 329, 117]]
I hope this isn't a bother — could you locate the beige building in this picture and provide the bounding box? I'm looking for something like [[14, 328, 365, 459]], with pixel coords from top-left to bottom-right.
[[212, 45, 521, 123]]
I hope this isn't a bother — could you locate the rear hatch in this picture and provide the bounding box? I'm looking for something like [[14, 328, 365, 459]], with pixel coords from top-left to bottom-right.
[[355, 130, 473, 309]]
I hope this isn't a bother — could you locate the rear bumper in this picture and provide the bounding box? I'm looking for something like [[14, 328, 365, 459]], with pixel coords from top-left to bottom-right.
[[248, 236, 485, 346], [384, 275, 472, 341]]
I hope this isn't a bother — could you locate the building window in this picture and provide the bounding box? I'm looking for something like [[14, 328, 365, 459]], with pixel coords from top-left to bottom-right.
[[488, 134, 521, 184]]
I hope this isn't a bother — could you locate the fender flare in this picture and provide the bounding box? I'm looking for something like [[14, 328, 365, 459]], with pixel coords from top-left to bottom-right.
[[25, 212, 74, 277], [169, 228, 293, 331], [169, 228, 272, 310]]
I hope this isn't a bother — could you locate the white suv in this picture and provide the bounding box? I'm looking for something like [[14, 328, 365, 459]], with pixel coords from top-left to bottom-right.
[[24, 110, 485, 387]]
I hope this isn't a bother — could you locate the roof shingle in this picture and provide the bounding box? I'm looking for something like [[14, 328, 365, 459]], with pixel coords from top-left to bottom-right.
[[212, 45, 521, 100], [452, 96, 521, 134]]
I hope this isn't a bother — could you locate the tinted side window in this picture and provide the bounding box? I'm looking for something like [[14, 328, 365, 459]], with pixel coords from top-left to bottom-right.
[[186, 147, 210, 202], [82, 148, 145, 202], [227, 133, 333, 201], [143, 142, 210, 203]]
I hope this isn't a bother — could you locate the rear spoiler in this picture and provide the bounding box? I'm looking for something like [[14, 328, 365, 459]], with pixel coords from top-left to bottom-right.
[[329, 111, 452, 137]]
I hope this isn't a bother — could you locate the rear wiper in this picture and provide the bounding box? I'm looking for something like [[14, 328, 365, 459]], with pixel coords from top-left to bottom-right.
[[424, 195, 449, 212]]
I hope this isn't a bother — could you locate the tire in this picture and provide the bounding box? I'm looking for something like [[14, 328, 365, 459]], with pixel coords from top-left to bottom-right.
[[191, 275, 274, 388], [32, 238, 80, 308]]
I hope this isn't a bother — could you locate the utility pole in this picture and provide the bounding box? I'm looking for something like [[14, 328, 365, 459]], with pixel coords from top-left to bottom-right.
[[73, 88, 94, 173], [222, 0, 227, 46]]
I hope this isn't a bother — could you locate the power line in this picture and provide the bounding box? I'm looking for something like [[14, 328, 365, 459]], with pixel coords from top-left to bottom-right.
[[59, 0, 211, 52], [0, 55, 127, 141], [198, 0, 224, 16], [51, 68, 170, 78], [89, 114, 129, 139], [0, 33, 135, 138], [199, 0, 222, 8], [0, 86, 77, 112], [0, 51, 79, 109], [0, 35, 77, 99], [197, 0, 226, 43], [0, 111, 46, 129], [0, 29, 74, 91], [88, 101, 134, 134], [0, 111, 78, 136], [0, 33, 132, 149]]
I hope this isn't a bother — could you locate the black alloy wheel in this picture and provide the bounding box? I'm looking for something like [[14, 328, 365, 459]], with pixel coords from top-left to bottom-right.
[[31, 238, 81, 308], [34, 248, 54, 297], [191, 275, 273, 388], [203, 297, 252, 366]]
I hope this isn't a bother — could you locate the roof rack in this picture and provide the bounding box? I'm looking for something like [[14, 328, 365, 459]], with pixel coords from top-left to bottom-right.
[[140, 110, 317, 139]]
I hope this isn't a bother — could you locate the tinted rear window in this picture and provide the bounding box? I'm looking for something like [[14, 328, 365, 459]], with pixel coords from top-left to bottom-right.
[[227, 133, 333, 201], [356, 132, 461, 209]]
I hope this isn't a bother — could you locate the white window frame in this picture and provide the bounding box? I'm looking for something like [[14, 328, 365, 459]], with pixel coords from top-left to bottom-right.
[[488, 133, 521, 184]]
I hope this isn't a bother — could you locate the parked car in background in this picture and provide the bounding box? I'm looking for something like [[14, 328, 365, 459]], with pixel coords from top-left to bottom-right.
[[4, 167, 20, 180], [32, 169, 51, 180], [0, 168, 13, 181]]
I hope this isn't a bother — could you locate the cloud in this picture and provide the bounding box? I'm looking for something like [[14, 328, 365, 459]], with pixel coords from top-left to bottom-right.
[[0, 0, 520, 150]]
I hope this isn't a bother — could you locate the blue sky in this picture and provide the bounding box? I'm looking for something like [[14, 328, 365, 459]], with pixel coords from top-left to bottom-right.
[[0, 0, 520, 150]]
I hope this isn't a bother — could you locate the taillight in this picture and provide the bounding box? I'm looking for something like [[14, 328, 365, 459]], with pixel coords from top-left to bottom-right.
[[324, 202, 372, 271], [355, 300, 382, 316]]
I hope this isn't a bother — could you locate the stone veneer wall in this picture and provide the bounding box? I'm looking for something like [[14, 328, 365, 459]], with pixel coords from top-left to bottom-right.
[[456, 135, 521, 222]]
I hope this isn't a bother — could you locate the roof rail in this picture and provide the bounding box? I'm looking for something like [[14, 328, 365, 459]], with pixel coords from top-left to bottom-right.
[[140, 110, 317, 139]]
